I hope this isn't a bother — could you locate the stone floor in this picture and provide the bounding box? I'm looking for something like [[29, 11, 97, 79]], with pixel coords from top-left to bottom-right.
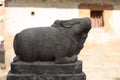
[[0, 68, 7, 80]]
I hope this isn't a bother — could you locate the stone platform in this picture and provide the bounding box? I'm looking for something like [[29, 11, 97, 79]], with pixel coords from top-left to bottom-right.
[[7, 60, 86, 80]]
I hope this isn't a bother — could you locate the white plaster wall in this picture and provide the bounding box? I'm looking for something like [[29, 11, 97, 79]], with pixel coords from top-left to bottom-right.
[[110, 10, 120, 35], [3, 1, 120, 80], [5, 8, 78, 34]]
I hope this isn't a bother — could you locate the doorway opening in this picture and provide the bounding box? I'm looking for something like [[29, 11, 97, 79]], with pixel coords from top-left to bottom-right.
[[90, 10, 104, 27]]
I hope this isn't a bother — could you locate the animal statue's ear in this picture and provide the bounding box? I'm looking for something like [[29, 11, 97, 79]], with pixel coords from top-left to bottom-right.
[[61, 21, 72, 28], [54, 20, 60, 25]]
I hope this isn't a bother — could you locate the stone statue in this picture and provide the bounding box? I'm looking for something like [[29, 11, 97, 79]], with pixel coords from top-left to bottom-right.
[[13, 17, 91, 64], [7, 18, 91, 80]]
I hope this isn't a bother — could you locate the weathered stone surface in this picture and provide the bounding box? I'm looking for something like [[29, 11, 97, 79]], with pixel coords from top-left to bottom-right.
[[7, 18, 89, 80], [7, 71, 86, 80], [11, 60, 82, 74], [7, 60, 86, 80]]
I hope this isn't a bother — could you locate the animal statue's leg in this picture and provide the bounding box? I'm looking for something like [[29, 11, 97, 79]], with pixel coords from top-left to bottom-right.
[[71, 54, 78, 61], [13, 56, 20, 62], [55, 55, 77, 64]]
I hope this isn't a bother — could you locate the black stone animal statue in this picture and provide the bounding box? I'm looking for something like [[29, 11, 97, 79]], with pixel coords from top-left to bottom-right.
[[13, 18, 91, 64]]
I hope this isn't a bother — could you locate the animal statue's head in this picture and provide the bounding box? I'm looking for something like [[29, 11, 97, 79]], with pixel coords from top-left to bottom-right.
[[52, 17, 91, 49], [53, 17, 91, 34]]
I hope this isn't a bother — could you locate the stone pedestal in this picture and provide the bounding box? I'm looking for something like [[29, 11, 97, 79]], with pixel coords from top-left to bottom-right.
[[7, 60, 86, 80]]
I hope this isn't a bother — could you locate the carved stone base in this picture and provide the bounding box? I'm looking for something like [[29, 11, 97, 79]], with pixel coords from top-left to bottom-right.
[[7, 60, 86, 80]]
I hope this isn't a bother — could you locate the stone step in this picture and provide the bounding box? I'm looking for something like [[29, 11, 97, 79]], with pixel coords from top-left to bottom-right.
[[7, 71, 86, 80], [11, 60, 82, 74]]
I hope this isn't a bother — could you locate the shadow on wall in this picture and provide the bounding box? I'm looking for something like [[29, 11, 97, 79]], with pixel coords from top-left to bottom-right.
[[114, 77, 120, 80]]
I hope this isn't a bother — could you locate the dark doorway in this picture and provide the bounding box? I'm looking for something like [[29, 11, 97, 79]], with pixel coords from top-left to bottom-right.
[[90, 10, 104, 27]]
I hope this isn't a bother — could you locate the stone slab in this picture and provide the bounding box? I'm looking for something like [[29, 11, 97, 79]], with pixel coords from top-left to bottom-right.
[[11, 61, 82, 74], [7, 60, 86, 80], [7, 71, 86, 80]]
